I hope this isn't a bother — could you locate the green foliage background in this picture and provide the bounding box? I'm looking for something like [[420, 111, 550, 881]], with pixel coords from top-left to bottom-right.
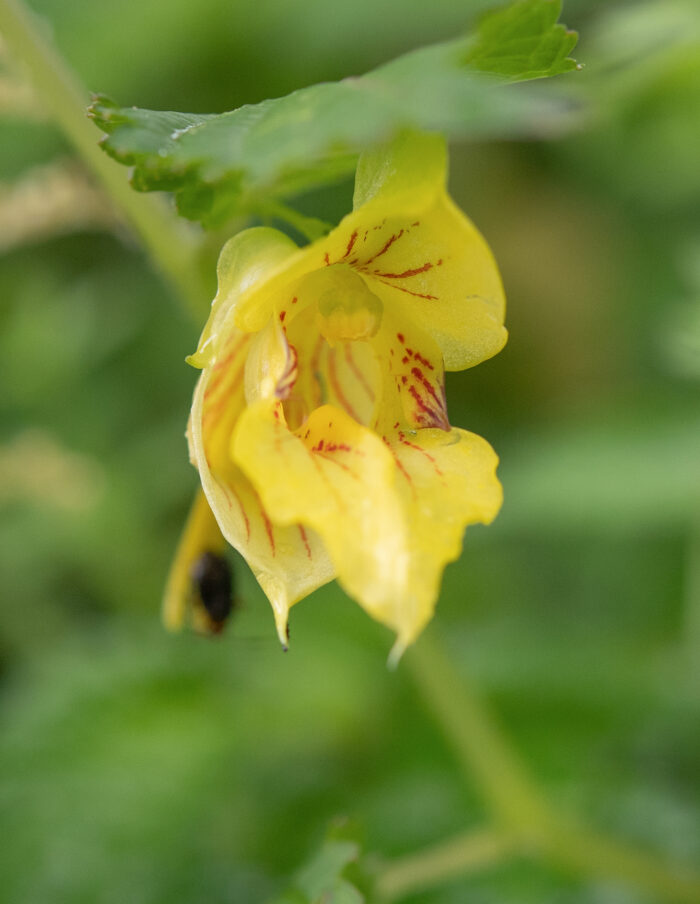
[[1, 1, 699, 902]]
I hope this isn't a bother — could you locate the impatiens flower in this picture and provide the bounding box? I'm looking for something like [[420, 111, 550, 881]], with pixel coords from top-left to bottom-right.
[[164, 131, 506, 657]]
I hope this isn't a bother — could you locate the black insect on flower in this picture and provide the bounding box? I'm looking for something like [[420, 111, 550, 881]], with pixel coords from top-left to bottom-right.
[[191, 550, 234, 634]]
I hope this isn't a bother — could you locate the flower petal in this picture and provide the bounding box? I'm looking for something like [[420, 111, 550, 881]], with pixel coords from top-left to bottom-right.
[[188, 227, 299, 369], [162, 488, 227, 631], [371, 306, 450, 433], [383, 425, 502, 656], [189, 320, 334, 644], [231, 399, 419, 637], [369, 304, 502, 652], [230, 133, 506, 370]]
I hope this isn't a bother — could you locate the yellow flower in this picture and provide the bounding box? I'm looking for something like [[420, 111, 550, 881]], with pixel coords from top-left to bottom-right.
[[164, 132, 507, 657]]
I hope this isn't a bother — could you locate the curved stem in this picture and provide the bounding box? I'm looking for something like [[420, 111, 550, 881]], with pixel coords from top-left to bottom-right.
[[0, 0, 209, 318], [407, 630, 554, 836], [375, 827, 516, 902], [550, 825, 700, 904], [260, 199, 332, 243], [402, 630, 700, 903]]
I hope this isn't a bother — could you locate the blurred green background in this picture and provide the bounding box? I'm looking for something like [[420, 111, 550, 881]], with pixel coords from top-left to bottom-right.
[[1, 1, 699, 902]]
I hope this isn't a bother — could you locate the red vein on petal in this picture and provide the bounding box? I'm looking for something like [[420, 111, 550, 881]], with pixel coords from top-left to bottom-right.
[[327, 348, 361, 422], [398, 431, 445, 477], [230, 483, 251, 540], [373, 261, 433, 279], [407, 385, 449, 430], [310, 336, 324, 407], [309, 453, 347, 514], [316, 451, 359, 480], [342, 230, 359, 259], [254, 491, 276, 555], [413, 351, 434, 371], [362, 229, 404, 266], [204, 362, 245, 401], [212, 335, 247, 373], [382, 436, 417, 499], [298, 524, 312, 559], [344, 343, 375, 400], [376, 279, 438, 301], [411, 366, 442, 407]]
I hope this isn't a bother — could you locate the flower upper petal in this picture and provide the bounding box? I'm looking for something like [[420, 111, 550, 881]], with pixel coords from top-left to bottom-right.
[[230, 133, 506, 370]]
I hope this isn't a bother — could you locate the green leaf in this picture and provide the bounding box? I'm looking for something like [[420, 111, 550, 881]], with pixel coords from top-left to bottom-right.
[[464, 0, 579, 79], [89, 0, 578, 228], [266, 833, 365, 904]]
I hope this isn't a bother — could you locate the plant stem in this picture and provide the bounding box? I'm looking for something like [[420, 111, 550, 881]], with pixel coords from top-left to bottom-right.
[[0, 0, 209, 318], [375, 827, 517, 902], [403, 630, 700, 903], [549, 825, 700, 904], [260, 199, 332, 243], [407, 630, 554, 836]]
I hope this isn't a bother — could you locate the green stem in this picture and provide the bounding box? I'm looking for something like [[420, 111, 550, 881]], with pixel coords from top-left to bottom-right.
[[407, 630, 554, 836], [0, 0, 208, 318], [375, 827, 516, 902], [260, 199, 332, 243], [403, 630, 700, 903], [550, 825, 700, 904]]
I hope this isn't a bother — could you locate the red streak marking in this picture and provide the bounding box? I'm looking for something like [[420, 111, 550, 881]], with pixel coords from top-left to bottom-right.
[[201, 394, 226, 429], [411, 366, 442, 406], [406, 348, 413, 355], [363, 229, 404, 266], [310, 454, 347, 513], [291, 296, 298, 304], [310, 336, 324, 406], [374, 261, 433, 279], [279, 310, 286, 322], [344, 344, 375, 400], [377, 280, 438, 301], [324, 252, 330, 266], [397, 333, 405, 344], [411, 221, 420, 227], [393, 421, 400, 429], [255, 496, 276, 555], [382, 436, 416, 497], [342, 230, 358, 259], [325, 442, 351, 452], [212, 335, 246, 373], [327, 349, 361, 422], [408, 386, 449, 431], [414, 352, 434, 370], [402, 356, 409, 365], [230, 485, 250, 540], [204, 363, 236, 400], [298, 524, 312, 559], [390, 348, 394, 356], [316, 452, 358, 479], [313, 438, 325, 452], [399, 433, 444, 476], [437, 259, 443, 266], [401, 375, 408, 384]]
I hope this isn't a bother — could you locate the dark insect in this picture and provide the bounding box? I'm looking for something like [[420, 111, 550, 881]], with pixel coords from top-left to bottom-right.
[[191, 550, 234, 634]]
